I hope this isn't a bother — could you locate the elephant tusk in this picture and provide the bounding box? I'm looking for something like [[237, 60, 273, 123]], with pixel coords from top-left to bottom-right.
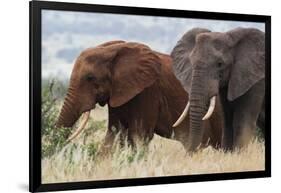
[[202, 96, 216, 121], [66, 111, 91, 142], [173, 101, 190, 127]]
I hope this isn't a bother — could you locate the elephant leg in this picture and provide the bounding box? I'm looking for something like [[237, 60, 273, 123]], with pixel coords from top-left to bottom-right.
[[232, 80, 265, 148], [127, 94, 158, 148], [232, 112, 255, 148], [173, 118, 190, 150], [127, 119, 150, 148], [207, 99, 223, 149], [101, 108, 128, 154], [220, 88, 234, 151], [128, 110, 157, 148], [205, 123, 222, 149], [103, 121, 126, 151], [222, 106, 234, 150], [103, 129, 114, 151], [257, 101, 265, 136]]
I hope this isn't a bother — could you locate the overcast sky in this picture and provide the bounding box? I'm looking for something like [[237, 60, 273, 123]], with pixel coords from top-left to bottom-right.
[[42, 10, 265, 80]]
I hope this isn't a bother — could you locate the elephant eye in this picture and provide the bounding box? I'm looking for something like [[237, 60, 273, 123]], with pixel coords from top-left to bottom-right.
[[85, 74, 95, 82], [217, 62, 222, 68]]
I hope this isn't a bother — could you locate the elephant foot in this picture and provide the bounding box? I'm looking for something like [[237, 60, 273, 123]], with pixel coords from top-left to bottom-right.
[[234, 134, 254, 150], [182, 141, 203, 153], [222, 140, 234, 152]]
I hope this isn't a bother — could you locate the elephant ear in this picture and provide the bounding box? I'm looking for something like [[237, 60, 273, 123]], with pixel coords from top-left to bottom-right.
[[171, 28, 211, 93], [109, 43, 161, 107], [227, 28, 265, 101]]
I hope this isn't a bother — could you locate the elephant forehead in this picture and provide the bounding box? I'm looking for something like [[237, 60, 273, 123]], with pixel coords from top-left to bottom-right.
[[191, 41, 214, 56], [192, 33, 227, 58], [196, 32, 228, 45], [195, 32, 212, 44], [72, 58, 93, 75], [82, 49, 107, 63], [190, 46, 221, 65]]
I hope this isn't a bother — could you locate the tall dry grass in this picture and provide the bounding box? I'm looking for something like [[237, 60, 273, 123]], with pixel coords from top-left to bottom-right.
[[42, 106, 265, 184]]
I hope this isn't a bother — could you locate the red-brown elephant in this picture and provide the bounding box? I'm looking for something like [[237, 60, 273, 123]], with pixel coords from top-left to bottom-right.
[[56, 41, 223, 151]]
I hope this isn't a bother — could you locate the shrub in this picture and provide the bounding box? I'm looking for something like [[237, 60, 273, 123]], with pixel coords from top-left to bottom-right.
[[41, 79, 107, 158], [41, 79, 71, 158]]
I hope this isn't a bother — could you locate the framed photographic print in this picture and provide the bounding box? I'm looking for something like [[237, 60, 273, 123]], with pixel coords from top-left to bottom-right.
[[30, 0, 271, 192]]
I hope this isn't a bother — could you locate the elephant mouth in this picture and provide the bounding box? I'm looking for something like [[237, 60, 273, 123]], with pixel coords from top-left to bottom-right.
[[66, 95, 109, 142], [63, 94, 109, 143], [65, 104, 97, 143], [97, 94, 109, 107], [66, 111, 91, 142], [98, 100, 107, 106], [172, 95, 217, 127]]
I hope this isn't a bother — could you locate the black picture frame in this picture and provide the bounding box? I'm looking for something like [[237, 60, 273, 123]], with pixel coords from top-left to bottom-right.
[[29, 1, 271, 192]]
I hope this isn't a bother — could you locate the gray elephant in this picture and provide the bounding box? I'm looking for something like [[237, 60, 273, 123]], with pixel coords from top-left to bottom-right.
[[171, 27, 265, 151]]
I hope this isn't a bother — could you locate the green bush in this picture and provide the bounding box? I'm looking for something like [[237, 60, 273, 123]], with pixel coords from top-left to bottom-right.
[[86, 143, 99, 159], [256, 127, 264, 142], [41, 79, 107, 159], [41, 79, 71, 158]]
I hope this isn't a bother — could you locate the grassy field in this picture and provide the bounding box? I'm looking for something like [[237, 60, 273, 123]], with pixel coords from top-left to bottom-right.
[[41, 105, 265, 184]]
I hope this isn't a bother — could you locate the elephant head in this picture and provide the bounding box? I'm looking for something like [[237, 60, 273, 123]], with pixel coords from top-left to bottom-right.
[[172, 27, 265, 151], [56, 41, 161, 140]]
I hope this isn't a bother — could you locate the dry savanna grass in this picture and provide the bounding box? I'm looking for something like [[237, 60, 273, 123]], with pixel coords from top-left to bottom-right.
[[42, 105, 265, 184]]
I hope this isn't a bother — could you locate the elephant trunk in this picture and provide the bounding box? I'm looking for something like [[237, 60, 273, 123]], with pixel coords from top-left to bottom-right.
[[188, 69, 208, 151], [56, 88, 80, 128], [56, 86, 97, 142]]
